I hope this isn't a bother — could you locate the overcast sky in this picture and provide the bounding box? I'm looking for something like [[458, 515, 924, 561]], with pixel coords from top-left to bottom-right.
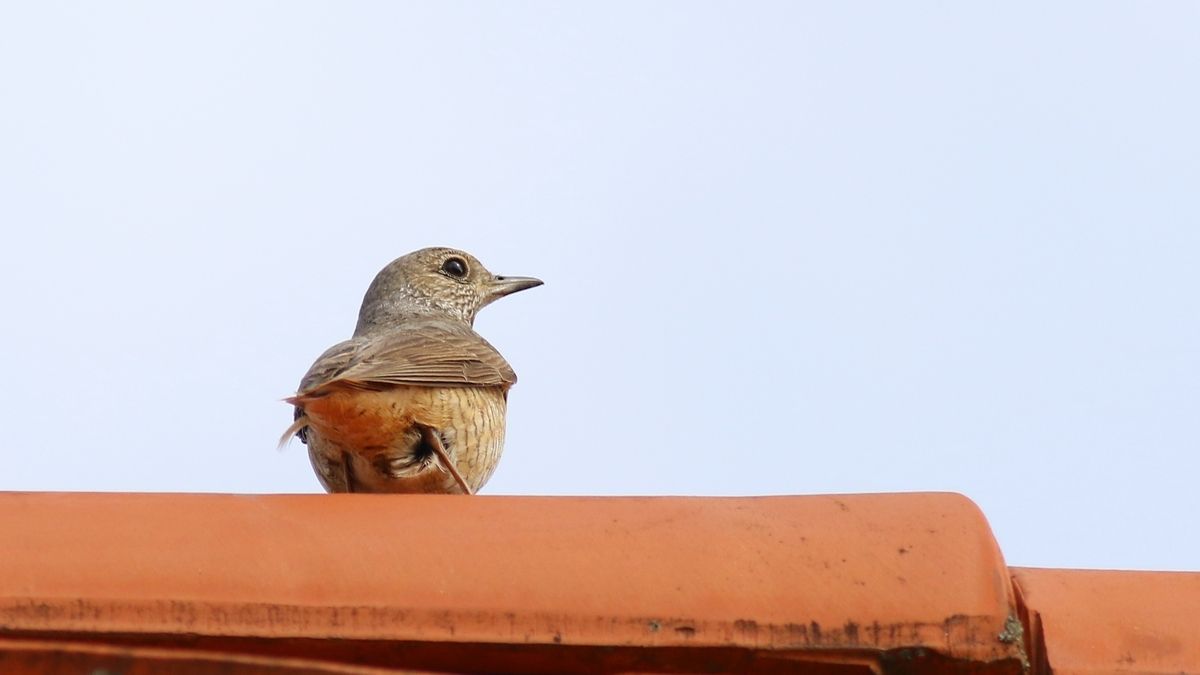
[[1, 3, 1196, 572]]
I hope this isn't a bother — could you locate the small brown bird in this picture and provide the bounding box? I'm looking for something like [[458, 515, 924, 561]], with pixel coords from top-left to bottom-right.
[[280, 247, 542, 494]]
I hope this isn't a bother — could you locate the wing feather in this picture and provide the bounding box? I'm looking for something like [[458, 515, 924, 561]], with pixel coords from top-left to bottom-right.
[[293, 319, 516, 398]]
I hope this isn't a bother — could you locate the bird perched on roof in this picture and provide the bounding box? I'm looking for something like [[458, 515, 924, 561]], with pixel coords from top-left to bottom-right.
[[280, 247, 542, 494]]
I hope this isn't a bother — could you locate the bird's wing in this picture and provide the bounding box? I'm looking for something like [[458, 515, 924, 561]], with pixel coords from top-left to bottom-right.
[[295, 321, 516, 397], [296, 339, 364, 392]]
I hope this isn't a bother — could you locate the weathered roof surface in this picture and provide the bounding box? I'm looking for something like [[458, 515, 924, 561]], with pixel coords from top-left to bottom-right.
[[0, 491, 1194, 674]]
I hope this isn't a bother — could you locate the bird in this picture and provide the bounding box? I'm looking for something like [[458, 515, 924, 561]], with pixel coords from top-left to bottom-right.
[[280, 247, 542, 494]]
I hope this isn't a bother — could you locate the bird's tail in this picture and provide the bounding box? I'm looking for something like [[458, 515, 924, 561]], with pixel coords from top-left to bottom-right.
[[277, 414, 310, 451]]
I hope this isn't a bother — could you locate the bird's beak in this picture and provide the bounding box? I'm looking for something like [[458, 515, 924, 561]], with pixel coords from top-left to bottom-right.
[[487, 275, 543, 302]]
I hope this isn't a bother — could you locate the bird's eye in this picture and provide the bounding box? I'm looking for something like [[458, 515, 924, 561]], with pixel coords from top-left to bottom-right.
[[441, 257, 469, 279]]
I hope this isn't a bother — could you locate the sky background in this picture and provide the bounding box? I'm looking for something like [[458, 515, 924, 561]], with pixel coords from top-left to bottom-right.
[[1, 3, 1196, 572]]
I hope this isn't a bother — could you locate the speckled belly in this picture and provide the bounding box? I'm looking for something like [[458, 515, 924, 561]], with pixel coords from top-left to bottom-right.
[[302, 385, 508, 494]]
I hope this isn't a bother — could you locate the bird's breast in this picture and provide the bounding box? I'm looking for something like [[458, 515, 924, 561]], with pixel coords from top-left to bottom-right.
[[302, 385, 509, 493]]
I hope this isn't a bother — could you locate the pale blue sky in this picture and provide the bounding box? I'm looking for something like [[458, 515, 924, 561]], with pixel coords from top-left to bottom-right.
[[1, 3, 1196, 571]]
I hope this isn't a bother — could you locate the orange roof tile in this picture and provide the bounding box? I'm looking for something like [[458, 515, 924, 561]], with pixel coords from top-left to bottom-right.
[[1013, 567, 1200, 675], [0, 491, 1195, 674]]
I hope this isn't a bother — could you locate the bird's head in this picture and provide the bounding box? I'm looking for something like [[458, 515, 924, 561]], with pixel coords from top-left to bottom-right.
[[354, 247, 542, 333]]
